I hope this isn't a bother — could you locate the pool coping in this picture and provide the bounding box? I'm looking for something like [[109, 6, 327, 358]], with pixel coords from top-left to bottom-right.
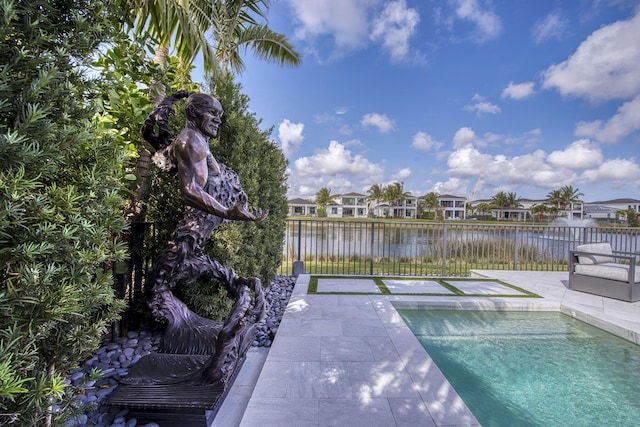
[[231, 271, 640, 427]]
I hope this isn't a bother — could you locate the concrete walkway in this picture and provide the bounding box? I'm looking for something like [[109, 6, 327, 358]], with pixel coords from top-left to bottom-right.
[[218, 271, 640, 427]]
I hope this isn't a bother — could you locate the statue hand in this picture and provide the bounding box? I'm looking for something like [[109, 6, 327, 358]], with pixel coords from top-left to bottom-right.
[[227, 203, 268, 222]]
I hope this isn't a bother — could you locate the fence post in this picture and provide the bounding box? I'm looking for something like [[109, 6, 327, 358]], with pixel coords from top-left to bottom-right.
[[513, 226, 519, 271], [441, 224, 447, 276], [369, 222, 375, 275], [292, 220, 304, 276]]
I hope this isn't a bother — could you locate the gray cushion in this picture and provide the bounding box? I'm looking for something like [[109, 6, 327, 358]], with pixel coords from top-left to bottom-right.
[[574, 263, 640, 283], [576, 243, 614, 264]]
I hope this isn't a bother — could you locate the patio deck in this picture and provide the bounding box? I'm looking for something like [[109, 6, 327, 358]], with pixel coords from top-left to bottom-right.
[[214, 270, 640, 427]]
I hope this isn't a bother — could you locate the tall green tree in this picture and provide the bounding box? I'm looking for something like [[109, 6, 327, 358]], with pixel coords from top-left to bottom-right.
[[490, 191, 510, 220], [559, 185, 584, 216], [0, 1, 128, 425], [419, 192, 440, 219], [547, 185, 583, 217], [530, 203, 548, 222], [315, 188, 337, 217], [385, 182, 411, 217], [627, 208, 639, 228], [366, 184, 385, 214]]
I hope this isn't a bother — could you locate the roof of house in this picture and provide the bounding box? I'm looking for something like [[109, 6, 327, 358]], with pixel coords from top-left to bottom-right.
[[584, 204, 618, 213], [437, 194, 466, 199], [587, 198, 640, 205], [288, 198, 315, 205], [338, 192, 367, 197]]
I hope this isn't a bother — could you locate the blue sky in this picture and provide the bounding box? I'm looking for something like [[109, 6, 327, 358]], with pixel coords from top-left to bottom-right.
[[221, 0, 640, 203]]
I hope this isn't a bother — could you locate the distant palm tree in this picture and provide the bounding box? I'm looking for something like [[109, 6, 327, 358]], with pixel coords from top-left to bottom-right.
[[366, 184, 385, 214], [419, 192, 440, 219], [506, 192, 522, 208], [385, 182, 411, 218], [490, 191, 510, 220], [548, 185, 583, 217], [315, 187, 336, 217], [560, 185, 584, 217], [530, 203, 548, 222], [476, 202, 491, 217]]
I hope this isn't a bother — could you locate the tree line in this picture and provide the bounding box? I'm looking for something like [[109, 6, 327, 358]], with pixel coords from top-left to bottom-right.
[[312, 184, 638, 225]]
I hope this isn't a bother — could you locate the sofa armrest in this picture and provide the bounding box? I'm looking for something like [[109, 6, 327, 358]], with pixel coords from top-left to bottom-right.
[[570, 250, 639, 284], [570, 250, 637, 265]]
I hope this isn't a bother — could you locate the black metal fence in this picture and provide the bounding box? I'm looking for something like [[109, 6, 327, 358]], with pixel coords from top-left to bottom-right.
[[278, 220, 640, 277], [111, 219, 640, 333]]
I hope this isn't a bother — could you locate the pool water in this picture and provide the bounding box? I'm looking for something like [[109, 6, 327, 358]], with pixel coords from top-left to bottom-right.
[[397, 309, 640, 427]]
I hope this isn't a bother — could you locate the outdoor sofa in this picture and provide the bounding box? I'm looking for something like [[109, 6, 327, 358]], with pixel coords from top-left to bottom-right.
[[568, 242, 640, 302]]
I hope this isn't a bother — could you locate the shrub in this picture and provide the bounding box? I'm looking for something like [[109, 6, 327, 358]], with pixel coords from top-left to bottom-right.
[[0, 1, 127, 424]]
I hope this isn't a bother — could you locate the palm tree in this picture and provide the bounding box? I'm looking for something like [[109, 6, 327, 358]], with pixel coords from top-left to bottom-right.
[[530, 203, 548, 223], [547, 185, 583, 218], [315, 187, 336, 217], [128, 0, 300, 90], [211, 0, 301, 76], [559, 185, 584, 218], [419, 192, 440, 219], [490, 191, 510, 220], [366, 184, 385, 216], [385, 182, 411, 218], [505, 192, 521, 209], [476, 202, 491, 217]]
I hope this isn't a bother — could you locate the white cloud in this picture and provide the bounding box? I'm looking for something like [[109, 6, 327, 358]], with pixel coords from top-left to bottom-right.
[[574, 94, 640, 143], [447, 145, 578, 190], [370, 0, 421, 63], [361, 112, 396, 133], [447, 144, 491, 175], [452, 127, 477, 149], [286, 0, 378, 52], [278, 119, 305, 156], [288, 140, 386, 198], [531, 9, 569, 44], [391, 167, 411, 180], [547, 139, 603, 169], [542, 10, 640, 101], [432, 177, 468, 196], [294, 140, 384, 178], [502, 82, 535, 100], [582, 158, 640, 183], [411, 131, 443, 151], [465, 94, 500, 116], [452, 0, 502, 42]]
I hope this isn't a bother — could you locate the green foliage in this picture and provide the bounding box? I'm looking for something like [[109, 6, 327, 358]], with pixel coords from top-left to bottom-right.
[[0, 1, 128, 424], [174, 277, 233, 322], [628, 208, 639, 228], [207, 73, 288, 284]]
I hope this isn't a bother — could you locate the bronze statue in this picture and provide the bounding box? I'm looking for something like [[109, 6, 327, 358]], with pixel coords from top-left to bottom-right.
[[125, 92, 267, 386]]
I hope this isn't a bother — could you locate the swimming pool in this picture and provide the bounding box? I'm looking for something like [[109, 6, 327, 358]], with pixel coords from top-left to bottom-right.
[[397, 309, 640, 427]]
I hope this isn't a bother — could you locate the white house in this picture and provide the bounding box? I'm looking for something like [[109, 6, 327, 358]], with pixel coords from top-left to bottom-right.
[[438, 194, 466, 219], [584, 198, 640, 221], [287, 198, 316, 216]]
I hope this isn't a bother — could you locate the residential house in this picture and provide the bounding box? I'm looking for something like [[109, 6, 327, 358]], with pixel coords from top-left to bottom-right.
[[584, 198, 640, 221], [287, 198, 317, 217], [438, 194, 466, 219]]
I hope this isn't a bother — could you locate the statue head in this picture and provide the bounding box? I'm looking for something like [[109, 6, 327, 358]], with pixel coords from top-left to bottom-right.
[[185, 93, 224, 138]]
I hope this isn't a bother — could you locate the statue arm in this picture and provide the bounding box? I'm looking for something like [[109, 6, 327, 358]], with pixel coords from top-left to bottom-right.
[[174, 134, 266, 222]]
